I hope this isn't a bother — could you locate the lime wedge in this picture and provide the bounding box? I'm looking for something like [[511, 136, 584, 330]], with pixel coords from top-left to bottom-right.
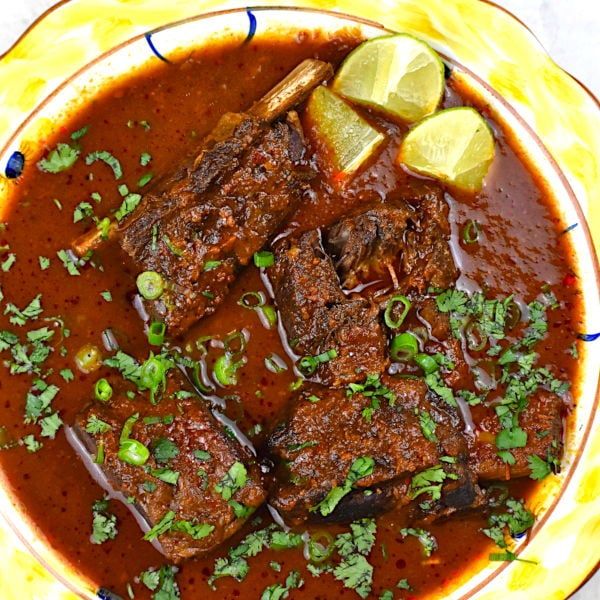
[[332, 34, 445, 123], [398, 107, 496, 191], [306, 86, 385, 175]]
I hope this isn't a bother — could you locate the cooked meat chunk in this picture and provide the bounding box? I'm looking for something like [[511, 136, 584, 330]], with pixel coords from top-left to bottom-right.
[[120, 112, 311, 336], [75, 377, 266, 562], [471, 390, 563, 481], [325, 182, 458, 292], [399, 183, 458, 292], [326, 200, 412, 288], [267, 376, 479, 524], [269, 229, 387, 386]]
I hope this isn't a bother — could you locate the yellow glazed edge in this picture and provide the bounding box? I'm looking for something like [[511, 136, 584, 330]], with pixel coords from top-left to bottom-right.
[[0, 1, 598, 599]]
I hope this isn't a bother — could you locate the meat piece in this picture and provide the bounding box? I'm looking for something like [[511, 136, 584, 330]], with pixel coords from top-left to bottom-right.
[[399, 183, 458, 293], [267, 376, 479, 524], [326, 200, 412, 288], [120, 113, 311, 336], [75, 378, 266, 562], [324, 182, 458, 292], [270, 229, 387, 386], [471, 390, 563, 481]]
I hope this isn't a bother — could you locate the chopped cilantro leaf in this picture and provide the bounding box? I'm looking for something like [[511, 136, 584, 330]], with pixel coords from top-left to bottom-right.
[[170, 519, 214, 540], [70, 126, 89, 141], [418, 410, 437, 443], [312, 456, 374, 516], [40, 412, 63, 438], [400, 527, 437, 557], [260, 570, 303, 600], [140, 565, 180, 600], [100, 290, 112, 302], [85, 150, 123, 179], [38, 143, 80, 173], [333, 554, 373, 599], [150, 468, 180, 485], [527, 454, 552, 480], [73, 201, 94, 223], [38, 256, 50, 270], [60, 368, 74, 382], [214, 461, 247, 501], [193, 449, 211, 461], [21, 434, 43, 453], [57, 249, 81, 276], [85, 415, 112, 435], [115, 192, 142, 222], [144, 511, 176, 541], [91, 498, 118, 544], [4, 294, 42, 326], [152, 438, 179, 463], [1, 253, 16, 272], [140, 152, 152, 166], [138, 172, 153, 187], [209, 557, 249, 588]]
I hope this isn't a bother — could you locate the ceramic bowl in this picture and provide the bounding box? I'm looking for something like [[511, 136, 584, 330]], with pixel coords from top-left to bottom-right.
[[0, 2, 598, 599]]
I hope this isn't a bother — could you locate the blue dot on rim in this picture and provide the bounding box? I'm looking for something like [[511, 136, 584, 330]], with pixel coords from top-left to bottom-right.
[[5, 151, 25, 179]]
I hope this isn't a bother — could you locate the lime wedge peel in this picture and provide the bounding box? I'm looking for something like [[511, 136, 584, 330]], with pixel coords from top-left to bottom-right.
[[307, 86, 385, 176], [333, 34, 445, 123], [397, 107, 496, 192]]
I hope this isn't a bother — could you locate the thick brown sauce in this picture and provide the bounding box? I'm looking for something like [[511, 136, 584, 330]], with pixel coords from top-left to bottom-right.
[[0, 31, 583, 599]]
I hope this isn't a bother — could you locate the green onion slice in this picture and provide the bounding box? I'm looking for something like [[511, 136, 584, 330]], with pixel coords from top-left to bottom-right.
[[118, 439, 150, 466], [94, 378, 113, 402], [465, 320, 487, 351], [414, 353, 439, 375], [237, 291, 266, 309], [462, 219, 481, 244], [308, 531, 334, 563], [147, 321, 166, 346], [223, 330, 247, 357], [214, 353, 245, 386], [136, 271, 164, 300], [258, 305, 277, 330], [390, 332, 419, 361], [140, 356, 167, 390], [253, 251, 274, 268], [298, 348, 338, 376], [384, 295, 412, 329]]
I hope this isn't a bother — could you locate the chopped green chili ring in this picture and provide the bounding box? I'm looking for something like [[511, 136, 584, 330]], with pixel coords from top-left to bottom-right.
[[258, 305, 277, 329], [414, 353, 439, 375], [75, 344, 102, 374], [140, 356, 167, 390], [136, 271, 164, 300], [308, 531, 334, 563], [214, 354, 244, 386], [118, 439, 150, 466], [298, 348, 338, 376], [253, 251, 274, 268], [465, 320, 487, 351], [237, 291, 266, 309], [462, 219, 481, 244], [94, 378, 113, 402], [390, 332, 419, 361], [505, 301, 522, 330], [147, 321, 166, 346], [223, 331, 247, 357], [384, 295, 412, 329]]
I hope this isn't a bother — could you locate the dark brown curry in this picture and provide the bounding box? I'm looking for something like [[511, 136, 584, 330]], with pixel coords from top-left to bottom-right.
[[0, 29, 582, 600]]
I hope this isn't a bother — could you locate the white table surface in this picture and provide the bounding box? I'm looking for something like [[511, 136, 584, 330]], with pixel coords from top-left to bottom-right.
[[0, 1, 598, 599]]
